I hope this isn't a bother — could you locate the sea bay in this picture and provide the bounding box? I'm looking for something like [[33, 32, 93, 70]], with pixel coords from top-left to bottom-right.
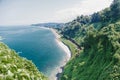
[[0, 26, 67, 79]]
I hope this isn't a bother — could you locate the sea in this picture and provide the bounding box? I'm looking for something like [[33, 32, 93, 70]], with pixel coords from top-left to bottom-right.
[[0, 25, 67, 77]]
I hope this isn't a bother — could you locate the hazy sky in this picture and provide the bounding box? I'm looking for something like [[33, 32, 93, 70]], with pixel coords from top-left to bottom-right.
[[0, 0, 113, 25]]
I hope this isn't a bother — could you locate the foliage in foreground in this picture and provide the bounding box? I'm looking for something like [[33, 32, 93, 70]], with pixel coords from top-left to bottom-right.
[[0, 42, 47, 80]]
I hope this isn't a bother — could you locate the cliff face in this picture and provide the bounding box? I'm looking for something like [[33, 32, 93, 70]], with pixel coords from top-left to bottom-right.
[[0, 42, 47, 80]]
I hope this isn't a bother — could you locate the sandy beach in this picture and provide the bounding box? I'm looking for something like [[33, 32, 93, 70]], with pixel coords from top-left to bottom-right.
[[50, 28, 71, 60], [49, 28, 71, 80]]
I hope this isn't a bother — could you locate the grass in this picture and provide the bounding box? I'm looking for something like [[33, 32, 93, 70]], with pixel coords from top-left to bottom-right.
[[61, 38, 80, 58]]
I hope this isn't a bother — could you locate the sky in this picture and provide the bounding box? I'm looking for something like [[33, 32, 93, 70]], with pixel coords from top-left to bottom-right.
[[0, 0, 113, 25]]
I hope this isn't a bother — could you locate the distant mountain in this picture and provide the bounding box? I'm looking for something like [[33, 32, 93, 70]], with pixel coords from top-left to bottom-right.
[[31, 23, 65, 28]]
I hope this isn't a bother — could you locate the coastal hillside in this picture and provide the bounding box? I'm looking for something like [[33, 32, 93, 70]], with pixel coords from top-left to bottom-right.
[[0, 42, 47, 80], [60, 0, 120, 80]]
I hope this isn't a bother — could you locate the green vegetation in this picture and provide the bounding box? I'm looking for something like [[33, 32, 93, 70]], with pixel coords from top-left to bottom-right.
[[60, 0, 120, 80], [61, 0, 120, 46], [0, 42, 47, 80], [1, 0, 120, 80], [61, 38, 81, 57]]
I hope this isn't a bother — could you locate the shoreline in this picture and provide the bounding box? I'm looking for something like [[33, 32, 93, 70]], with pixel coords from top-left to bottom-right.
[[50, 28, 71, 80]]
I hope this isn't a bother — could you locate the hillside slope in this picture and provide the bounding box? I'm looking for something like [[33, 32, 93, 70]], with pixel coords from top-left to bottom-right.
[[60, 0, 120, 80], [61, 23, 120, 80], [0, 42, 47, 80]]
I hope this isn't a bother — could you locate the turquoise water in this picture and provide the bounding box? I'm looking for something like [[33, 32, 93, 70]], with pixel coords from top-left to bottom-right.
[[0, 26, 66, 76]]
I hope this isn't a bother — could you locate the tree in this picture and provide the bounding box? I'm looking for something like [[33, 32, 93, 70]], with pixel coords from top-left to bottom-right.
[[76, 15, 91, 24], [110, 0, 120, 20], [91, 12, 101, 23]]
